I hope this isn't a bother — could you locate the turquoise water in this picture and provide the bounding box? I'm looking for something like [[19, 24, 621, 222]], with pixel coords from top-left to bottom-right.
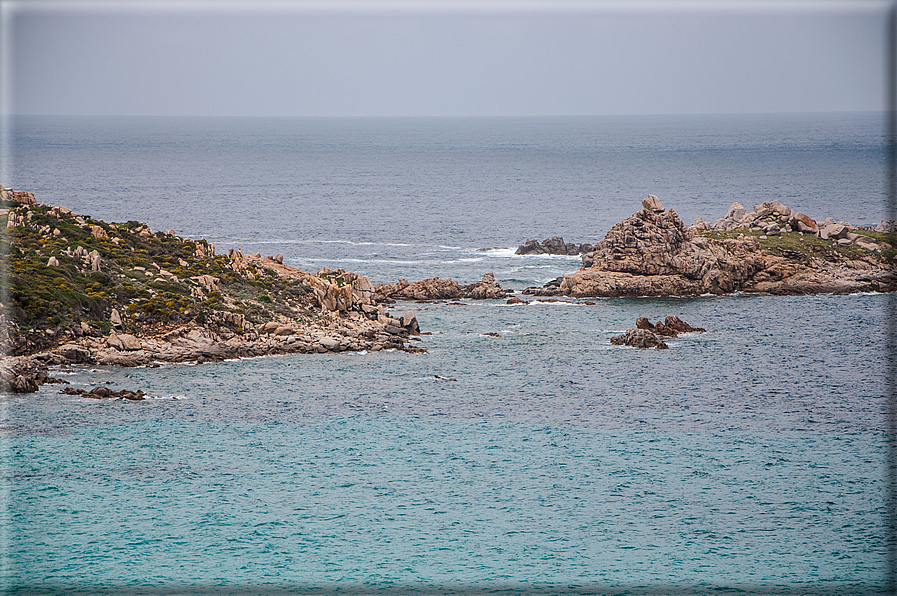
[[2, 419, 887, 590], [3, 114, 893, 592], [2, 293, 891, 592]]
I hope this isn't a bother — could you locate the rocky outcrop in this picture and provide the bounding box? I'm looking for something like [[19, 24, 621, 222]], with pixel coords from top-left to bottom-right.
[[702, 200, 894, 255], [61, 386, 150, 401], [0, 184, 36, 206], [527, 197, 896, 298], [612, 315, 705, 349], [375, 272, 508, 301], [2, 194, 430, 381], [464, 272, 508, 299], [0, 356, 51, 393], [876, 221, 897, 233], [637, 315, 706, 337], [702, 199, 816, 235], [610, 328, 668, 349], [516, 237, 593, 256], [375, 277, 463, 301], [568, 203, 769, 296]]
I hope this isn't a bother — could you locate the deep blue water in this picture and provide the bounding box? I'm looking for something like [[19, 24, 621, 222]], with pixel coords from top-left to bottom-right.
[[1, 113, 893, 593]]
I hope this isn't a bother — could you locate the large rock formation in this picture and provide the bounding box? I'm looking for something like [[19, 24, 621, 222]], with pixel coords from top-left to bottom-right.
[[528, 197, 896, 297], [571, 202, 768, 295], [465, 272, 508, 299]]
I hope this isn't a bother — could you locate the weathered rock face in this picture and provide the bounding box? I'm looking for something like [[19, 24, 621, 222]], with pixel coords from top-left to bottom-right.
[[575, 202, 768, 295], [876, 220, 897, 233], [641, 194, 665, 212], [582, 206, 695, 275], [465, 272, 507, 299], [610, 328, 668, 349], [0, 185, 36, 206], [0, 356, 48, 393]]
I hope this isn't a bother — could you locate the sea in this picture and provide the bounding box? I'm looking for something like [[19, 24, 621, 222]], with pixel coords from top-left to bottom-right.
[[1, 113, 893, 595]]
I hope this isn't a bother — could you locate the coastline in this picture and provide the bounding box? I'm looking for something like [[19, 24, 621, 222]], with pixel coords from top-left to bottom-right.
[[2, 188, 895, 393], [0, 188, 426, 392]]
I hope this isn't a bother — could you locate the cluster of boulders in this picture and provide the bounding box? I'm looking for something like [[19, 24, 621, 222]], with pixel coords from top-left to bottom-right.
[[0, 184, 36, 205], [698, 199, 817, 235], [526, 196, 896, 298], [61, 386, 150, 401], [697, 199, 888, 253], [0, 356, 55, 393], [610, 316, 706, 349], [516, 237, 593, 256], [375, 272, 509, 301]]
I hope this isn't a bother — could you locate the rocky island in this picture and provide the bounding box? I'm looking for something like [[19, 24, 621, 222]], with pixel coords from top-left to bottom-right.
[[526, 195, 897, 297]]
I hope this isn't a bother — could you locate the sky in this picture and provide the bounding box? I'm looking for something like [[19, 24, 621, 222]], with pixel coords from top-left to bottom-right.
[[1, 0, 893, 117]]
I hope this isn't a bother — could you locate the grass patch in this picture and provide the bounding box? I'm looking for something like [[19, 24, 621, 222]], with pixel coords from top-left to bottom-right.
[[698, 228, 892, 265]]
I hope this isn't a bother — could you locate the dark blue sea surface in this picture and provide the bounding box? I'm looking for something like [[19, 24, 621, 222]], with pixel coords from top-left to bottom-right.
[[1, 114, 892, 592]]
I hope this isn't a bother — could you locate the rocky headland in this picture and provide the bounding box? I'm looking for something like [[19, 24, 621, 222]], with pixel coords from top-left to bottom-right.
[[527, 195, 897, 298], [0, 188, 442, 392]]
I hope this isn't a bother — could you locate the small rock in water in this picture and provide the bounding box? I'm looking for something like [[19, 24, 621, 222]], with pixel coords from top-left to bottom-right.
[[62, 386, 148, 400], [610, 328, 668, 349]]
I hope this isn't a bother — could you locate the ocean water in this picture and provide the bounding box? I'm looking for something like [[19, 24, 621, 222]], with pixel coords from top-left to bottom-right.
[[1, 113, 893, 594]]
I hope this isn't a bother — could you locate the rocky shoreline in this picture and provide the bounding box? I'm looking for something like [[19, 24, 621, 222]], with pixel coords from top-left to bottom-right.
[[0, 186, 528, 393], [526, 196, 897, 297], [3, 186, 895, 393], [0, 189, 434, 392]]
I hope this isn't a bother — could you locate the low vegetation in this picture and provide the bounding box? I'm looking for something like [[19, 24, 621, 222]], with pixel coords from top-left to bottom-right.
[[697, 227, 897, 266], [1, 201, 322, 355]]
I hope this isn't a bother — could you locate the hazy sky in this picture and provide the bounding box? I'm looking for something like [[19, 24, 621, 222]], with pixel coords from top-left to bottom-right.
[[2, 0, 891, 117]]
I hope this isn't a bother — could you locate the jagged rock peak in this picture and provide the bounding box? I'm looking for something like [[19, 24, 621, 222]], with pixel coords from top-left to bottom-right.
[[582, 199, 693, 276], [641, 195, 665, 213]]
